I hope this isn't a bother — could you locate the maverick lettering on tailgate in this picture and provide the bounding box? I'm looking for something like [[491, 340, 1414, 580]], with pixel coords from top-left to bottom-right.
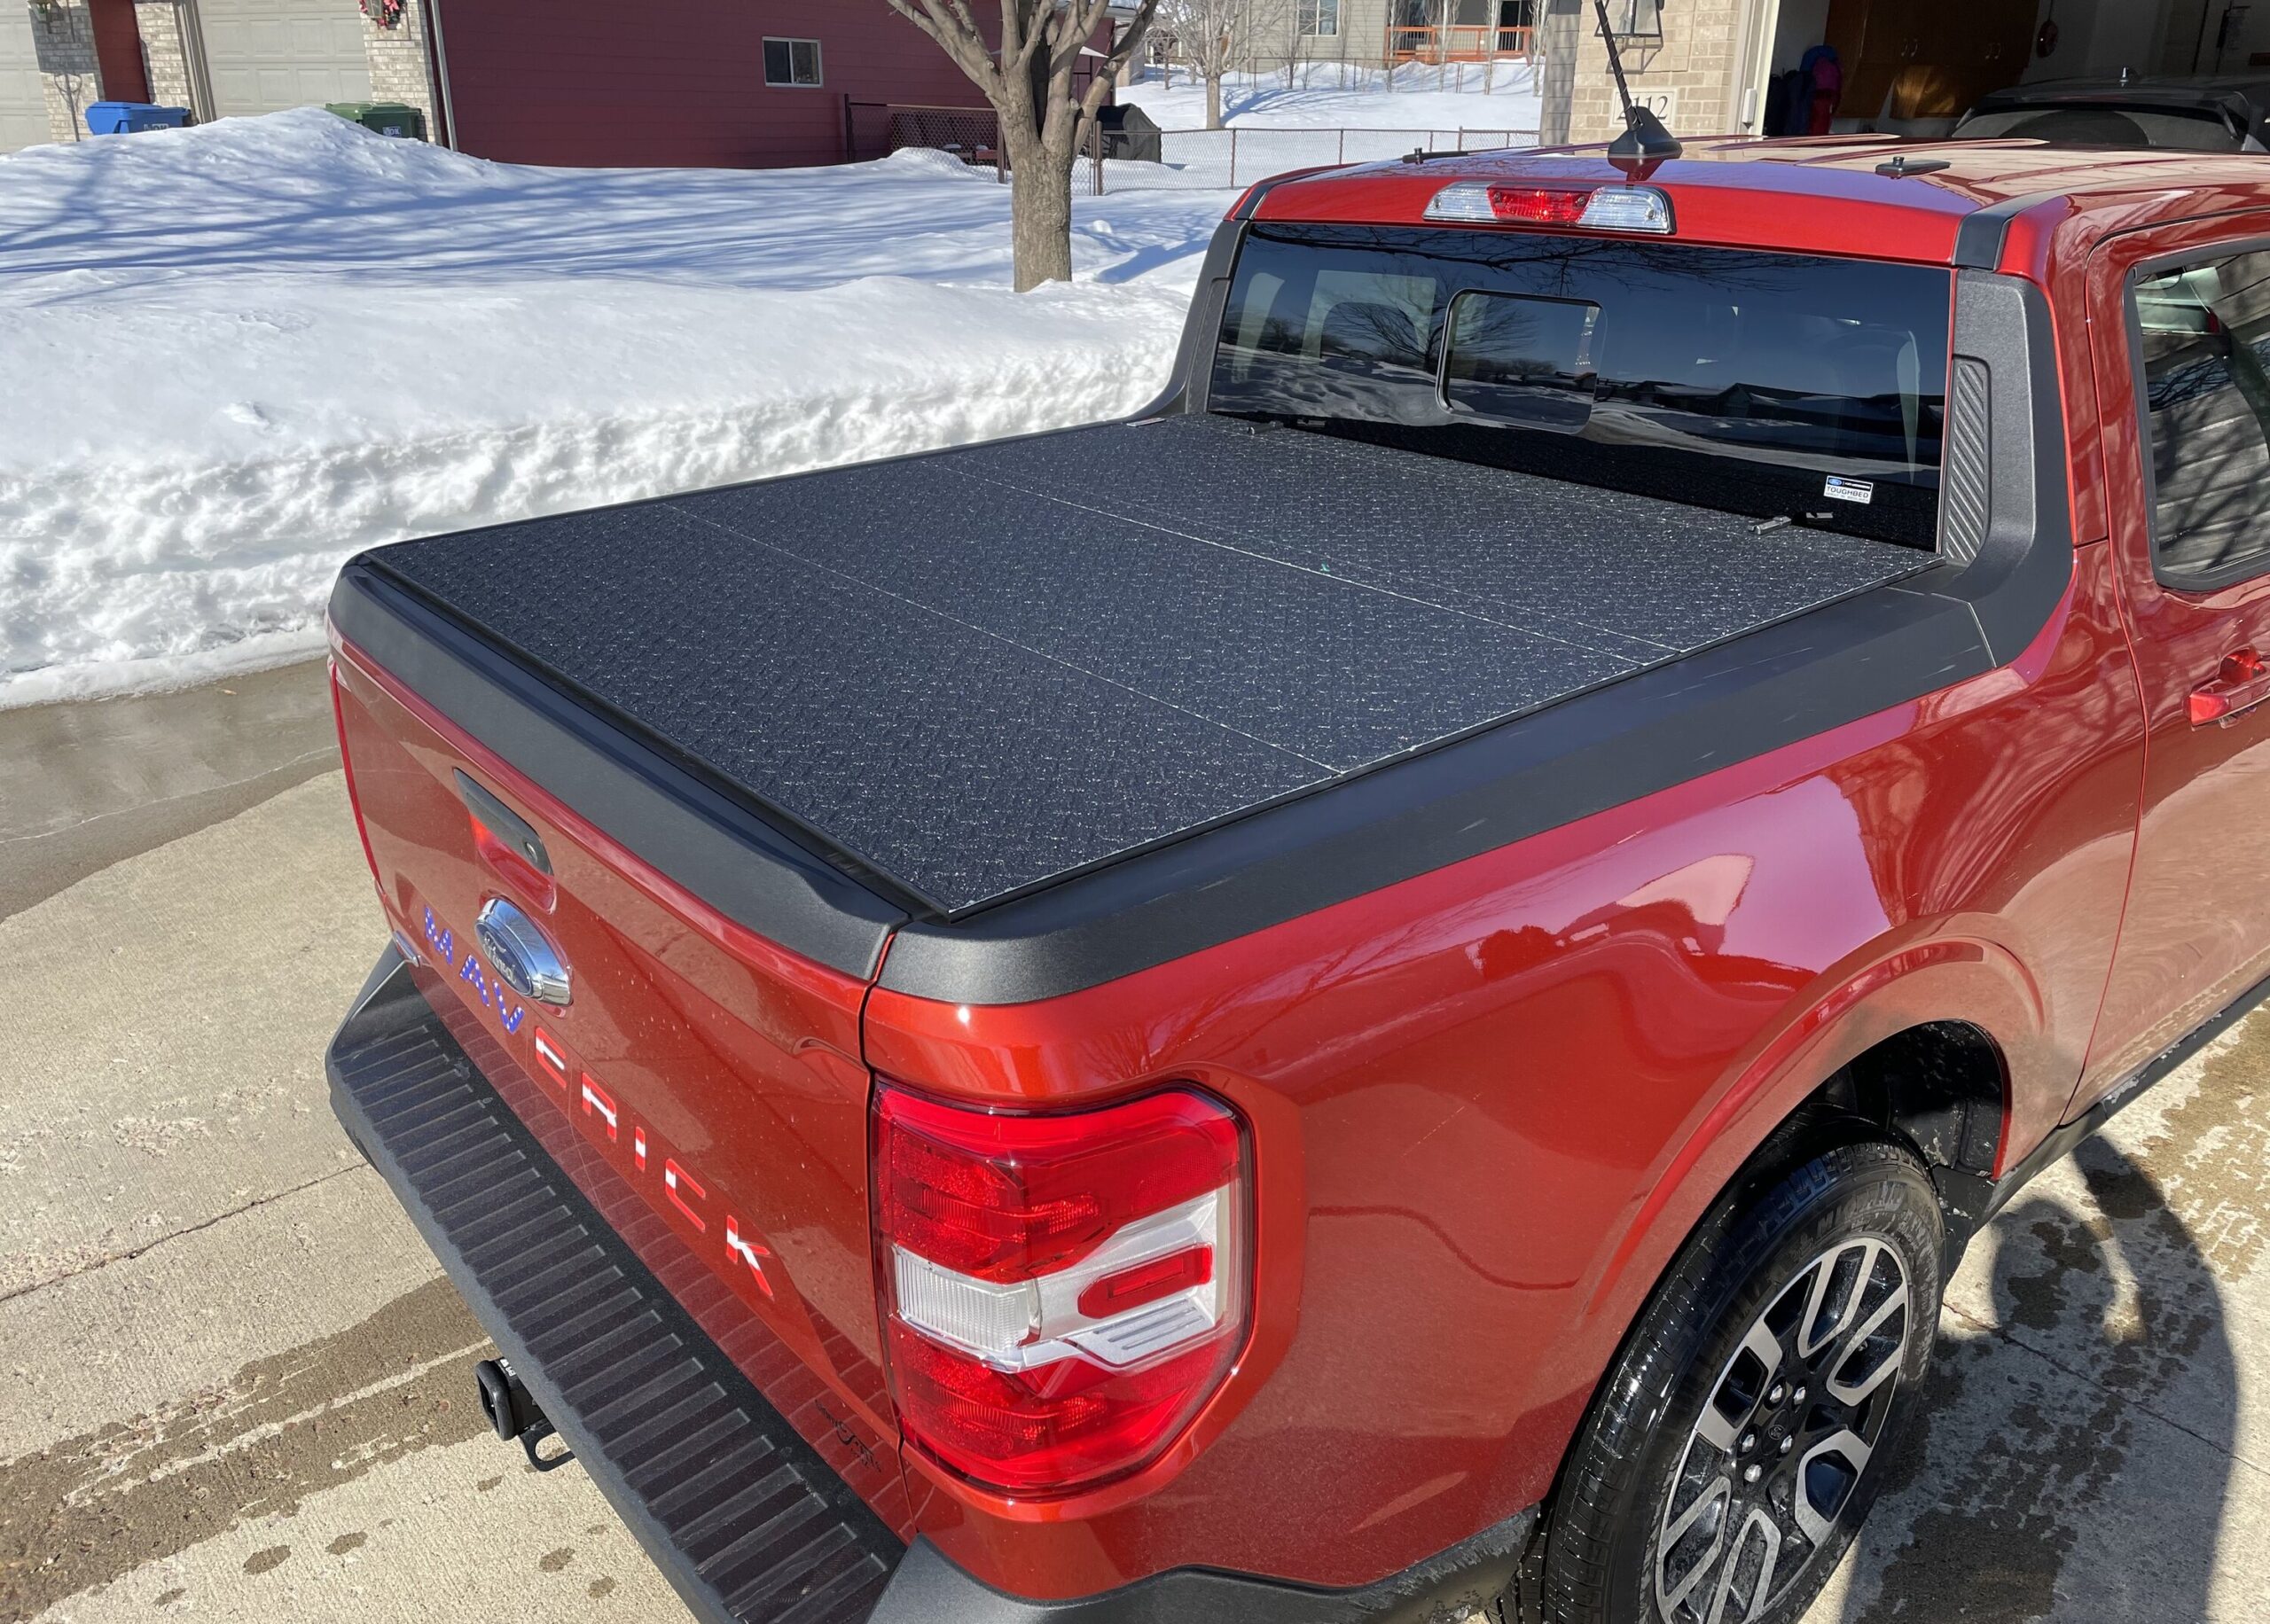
[[421, 904, 776, 1300]]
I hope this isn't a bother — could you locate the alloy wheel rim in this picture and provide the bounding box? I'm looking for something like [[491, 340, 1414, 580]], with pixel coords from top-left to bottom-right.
[[1652, 1236, 1912, 1624]]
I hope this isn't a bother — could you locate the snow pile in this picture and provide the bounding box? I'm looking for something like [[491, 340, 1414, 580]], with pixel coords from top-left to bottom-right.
[[0, 109, 1229, 705], [1122, 60, 1541, 135]]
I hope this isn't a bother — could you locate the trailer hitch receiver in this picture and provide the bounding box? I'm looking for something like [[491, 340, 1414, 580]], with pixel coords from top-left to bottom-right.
[[474, 1356, 574, 1472]]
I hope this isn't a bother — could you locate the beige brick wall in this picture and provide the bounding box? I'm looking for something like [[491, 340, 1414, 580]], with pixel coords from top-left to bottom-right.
[[1539, 0, 1759, 146], [361, 0, 438, 136], [27, 0, 99, 143], [133, 0, 197, 113]]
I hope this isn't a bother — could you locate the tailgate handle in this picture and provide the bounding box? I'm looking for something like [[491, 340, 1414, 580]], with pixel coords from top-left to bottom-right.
[[455, 770, 553, 876]]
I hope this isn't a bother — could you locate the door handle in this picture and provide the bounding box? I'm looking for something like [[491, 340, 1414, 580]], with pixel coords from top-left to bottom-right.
[[2190, 647, 2270, 724]]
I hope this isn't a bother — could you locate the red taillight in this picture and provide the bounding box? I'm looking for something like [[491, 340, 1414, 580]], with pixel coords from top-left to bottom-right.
[[879, 1088, 1237, 1283], [1481, 184, 1592, 224], [1424, 179, 1675, 234], [873, 1082, 1249, 1496]]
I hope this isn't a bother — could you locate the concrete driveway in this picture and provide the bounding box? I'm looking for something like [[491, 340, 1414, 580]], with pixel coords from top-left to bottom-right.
[[4, 663, 2266, 1623]]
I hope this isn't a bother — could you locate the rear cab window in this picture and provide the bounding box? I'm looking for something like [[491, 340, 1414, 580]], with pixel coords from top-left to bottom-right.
[[1208, 223, 1953, 549]]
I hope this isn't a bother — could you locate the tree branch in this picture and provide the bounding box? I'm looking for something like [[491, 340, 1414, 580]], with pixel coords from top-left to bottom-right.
[[1098, 0, 1155, 80], [1043, 0, 1156, 150], [883, 0, 1001, 98], [1072, 0, 1151, 129], [1051, 0, 1112, 72], [882, 0, 959, 46], [1010, 0, 1058, 73]]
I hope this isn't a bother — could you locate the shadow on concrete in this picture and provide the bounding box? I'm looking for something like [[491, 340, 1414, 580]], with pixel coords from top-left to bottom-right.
[[1836, 1129, 2237, 1622]]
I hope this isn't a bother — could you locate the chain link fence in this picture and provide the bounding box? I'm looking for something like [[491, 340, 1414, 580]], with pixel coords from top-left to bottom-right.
[[851, 103, 1539, 199], [1143, 56, 1540, 96], [849, 102, 1119, 195], [853, 108, 1543, 197], [1110, 123, 1537, 192]]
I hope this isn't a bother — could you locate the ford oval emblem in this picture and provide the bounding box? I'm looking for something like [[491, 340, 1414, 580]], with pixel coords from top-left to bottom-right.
[[475, 896, 571, 1006]]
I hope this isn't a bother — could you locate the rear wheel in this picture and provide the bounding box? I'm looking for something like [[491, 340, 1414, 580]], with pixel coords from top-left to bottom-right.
[[1538, 1136, 1943, 1624]]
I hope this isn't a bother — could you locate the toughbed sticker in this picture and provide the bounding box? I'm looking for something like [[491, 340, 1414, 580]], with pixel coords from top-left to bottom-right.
[[1823, 474, 1875, 505]]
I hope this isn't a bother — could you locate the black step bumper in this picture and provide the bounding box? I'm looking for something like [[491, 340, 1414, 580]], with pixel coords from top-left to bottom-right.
[[327, 948, 1532, 1624], [326, 949, 902, 1624]]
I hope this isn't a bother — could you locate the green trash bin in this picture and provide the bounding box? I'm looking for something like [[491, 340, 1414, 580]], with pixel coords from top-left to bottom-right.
[[324, 101, 428, 141]]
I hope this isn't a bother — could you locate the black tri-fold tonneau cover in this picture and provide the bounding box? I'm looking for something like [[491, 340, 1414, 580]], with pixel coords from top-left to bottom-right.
[[331, 265, 2073, 1006], [341, 412, 1926, 917]]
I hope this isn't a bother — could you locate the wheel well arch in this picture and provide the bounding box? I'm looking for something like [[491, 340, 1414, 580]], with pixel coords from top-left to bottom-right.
[[1792, 1019, 2009, 1246], [1530, 1020, 2009, 1565]]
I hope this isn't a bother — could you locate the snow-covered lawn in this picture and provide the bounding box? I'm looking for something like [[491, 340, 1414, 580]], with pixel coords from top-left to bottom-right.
[[1122, 61, 1540, 136], [0, 110, 1229, 706], [1113, 62, 1542, 191]]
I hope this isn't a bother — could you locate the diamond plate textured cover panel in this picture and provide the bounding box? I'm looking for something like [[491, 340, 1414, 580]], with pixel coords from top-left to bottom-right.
[[327, 965, 903, 1624], [373, 415, 1928, 915]]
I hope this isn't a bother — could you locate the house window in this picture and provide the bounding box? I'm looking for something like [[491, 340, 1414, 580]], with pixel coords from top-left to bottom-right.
[[1299, 0, 1341, 37], [764, 38, 823, 88], [1606, 0, 1663, 40]]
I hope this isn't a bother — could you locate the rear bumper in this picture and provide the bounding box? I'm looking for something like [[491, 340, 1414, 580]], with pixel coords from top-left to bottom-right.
[[328, 947, 1532, 1624]]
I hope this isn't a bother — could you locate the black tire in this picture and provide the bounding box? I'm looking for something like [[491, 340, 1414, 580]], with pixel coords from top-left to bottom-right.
[[1537, 1134, 1944, 1624]]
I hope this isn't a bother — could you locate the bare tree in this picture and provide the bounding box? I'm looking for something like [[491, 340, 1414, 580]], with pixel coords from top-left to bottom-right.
[[1154, 0, 1255, 129], [882, 0, 1159, 291]]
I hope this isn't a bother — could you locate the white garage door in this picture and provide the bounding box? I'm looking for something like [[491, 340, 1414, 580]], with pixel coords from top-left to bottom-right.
[[197, 0, 369, 115], [0, 4, 54, 154]]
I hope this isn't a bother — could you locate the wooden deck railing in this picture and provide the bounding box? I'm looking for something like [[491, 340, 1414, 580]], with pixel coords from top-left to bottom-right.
[[1386, 24, 1535, 63]]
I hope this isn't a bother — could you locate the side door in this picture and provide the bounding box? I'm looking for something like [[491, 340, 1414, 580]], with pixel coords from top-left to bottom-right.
[[2080, 213, 2270, 1107]]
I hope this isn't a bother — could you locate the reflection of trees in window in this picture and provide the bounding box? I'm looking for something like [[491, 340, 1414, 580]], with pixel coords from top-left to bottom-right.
[[1318, 302, 1425, 366], [2139, 252, 2270, 583], [1444, 293, 1598, 430], [1205, 224, 1950, 543]]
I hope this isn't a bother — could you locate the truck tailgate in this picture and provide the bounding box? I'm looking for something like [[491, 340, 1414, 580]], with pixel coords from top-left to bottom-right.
[[344, 413, 1930, 918], [326, 955, 905, 1622], [327, 635, 913, 1532]]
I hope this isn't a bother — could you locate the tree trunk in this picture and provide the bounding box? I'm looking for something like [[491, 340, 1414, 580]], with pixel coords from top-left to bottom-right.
[[1007, 133, 1076, 290], [1206, 70, 1224, 129]]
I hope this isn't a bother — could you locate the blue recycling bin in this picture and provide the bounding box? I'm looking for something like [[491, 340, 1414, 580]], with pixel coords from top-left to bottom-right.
[[86, 102, 192, 136]]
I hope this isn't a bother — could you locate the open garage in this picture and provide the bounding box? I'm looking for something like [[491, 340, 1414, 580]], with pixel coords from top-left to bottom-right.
[[1760, 0, 2266, 134]]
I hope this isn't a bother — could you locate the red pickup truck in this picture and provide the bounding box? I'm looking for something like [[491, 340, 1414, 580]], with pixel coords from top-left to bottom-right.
[[324, 135, 2270, 1624]]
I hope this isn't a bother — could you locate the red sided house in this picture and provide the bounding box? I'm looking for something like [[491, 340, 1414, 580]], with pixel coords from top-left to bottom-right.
[[8, 0, 1062, 169], [427, 0, 1010, 168]]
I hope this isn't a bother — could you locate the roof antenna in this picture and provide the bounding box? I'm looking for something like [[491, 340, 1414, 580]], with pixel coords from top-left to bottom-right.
[[1591, 0, 1682, 162]]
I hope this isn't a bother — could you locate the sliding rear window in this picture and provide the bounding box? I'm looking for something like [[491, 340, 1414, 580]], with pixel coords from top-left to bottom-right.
[[1208, 223, 1953, 547]]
